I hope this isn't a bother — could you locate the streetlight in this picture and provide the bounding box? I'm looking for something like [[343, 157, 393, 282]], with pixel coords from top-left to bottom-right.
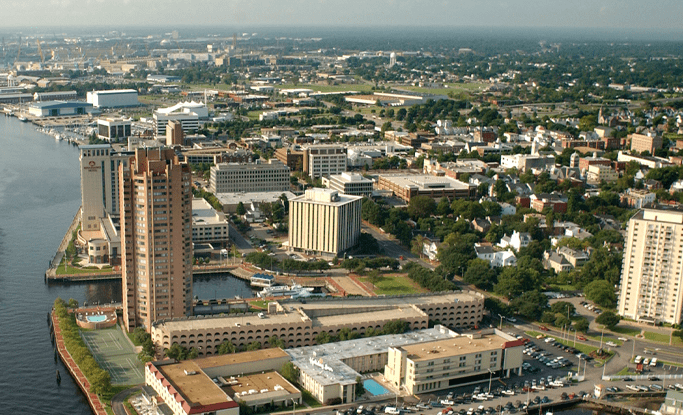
[[488, 368, 493, 395], [291, 398, 296, 415], [498, 314, 504, 330]]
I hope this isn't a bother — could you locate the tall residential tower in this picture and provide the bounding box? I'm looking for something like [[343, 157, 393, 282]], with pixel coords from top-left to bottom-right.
[[618, 207, 683, 325], [120, 148, 193, 331]]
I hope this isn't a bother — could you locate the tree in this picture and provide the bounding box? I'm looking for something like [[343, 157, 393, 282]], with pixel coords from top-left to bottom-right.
[[584, 279, 617, 308], [596, 311, 621, 329], [574, 318, 589, 333], [236, 201, 247, 216], [463, 259, 498, 290], [90, 368, 111, 396], [217, 340, 236, 355], [67, 298, 79, 308], [316, 331, 332, 344], [408, 195, 436, 219], [268, 336, 285, 349], [382, 320, 410, 335], [510, 290, 548, 320], [356, 376, 365, 397], [245, 341, 261, 351], [550, 301, 576, 317], [281, 362, 299, 384]]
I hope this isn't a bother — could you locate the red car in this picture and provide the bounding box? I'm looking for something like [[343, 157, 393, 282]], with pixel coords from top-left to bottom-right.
[[539, 326, 549, 331], [577, 335, 587, 341]]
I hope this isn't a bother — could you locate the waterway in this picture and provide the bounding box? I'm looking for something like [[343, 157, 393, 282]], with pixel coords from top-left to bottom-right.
[[0, 116, 252, 413]]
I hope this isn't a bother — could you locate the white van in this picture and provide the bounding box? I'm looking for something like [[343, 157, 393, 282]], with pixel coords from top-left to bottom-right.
[[650, 358, 658, 367], [385, 407, 401, 415], [634, 355, 643, 364]]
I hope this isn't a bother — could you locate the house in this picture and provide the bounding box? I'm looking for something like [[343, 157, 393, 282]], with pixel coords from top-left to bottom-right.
[[422, 239, 441, 261], [543, 251, 573, 274], [557, 246, 590, 267], [474, 243, 517, 267], [497, 231, 531, 251], [499, 202, 516, 216], [471, 217, 492, 233], [530, 193, 568, 214]]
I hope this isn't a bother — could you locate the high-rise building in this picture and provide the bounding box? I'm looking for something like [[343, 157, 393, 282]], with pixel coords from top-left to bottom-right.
[[288, 188, 362, 256], [79, 144, 131, 231], [165, 120, 184, 146], [119, 148, 193, 331], [618, 207, 683, 325]]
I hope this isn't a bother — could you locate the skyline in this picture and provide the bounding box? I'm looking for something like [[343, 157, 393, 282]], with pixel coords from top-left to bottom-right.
[[2, 0, 683, 35]]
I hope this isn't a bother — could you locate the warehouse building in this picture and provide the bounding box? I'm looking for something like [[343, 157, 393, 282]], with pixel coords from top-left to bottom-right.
[[28, 100, 93, 117], [86, 89, 139, 108]]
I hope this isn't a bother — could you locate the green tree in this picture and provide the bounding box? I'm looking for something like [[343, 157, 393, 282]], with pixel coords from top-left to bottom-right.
[[236, 201, 247, 215], [382, 320, 410, 335], [281, 362, 299, 384], [510, 290, 548, 320], [408, 195, 437, 219], [595, 311, 621, 329], [90, 368, 111, 396], [574, 318, 590, 333], [268, 336, 285, 349], [584, 279, 617, 308], [463, 259, 498, 291], [67, 298, 79, 308], [316, 332, 332, 344], [245, 341, 262, 351], [356, 376, 365, 397], [550, 301, 576, 316], [217, 340, 236, 355]]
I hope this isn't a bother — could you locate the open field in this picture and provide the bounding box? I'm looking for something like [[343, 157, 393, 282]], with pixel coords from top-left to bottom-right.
[[56, 258, 113, 275], [360, 274, 426, 295]]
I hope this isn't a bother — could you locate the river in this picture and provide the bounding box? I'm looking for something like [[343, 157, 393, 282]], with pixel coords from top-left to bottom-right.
[[0, 116, 252, 413]]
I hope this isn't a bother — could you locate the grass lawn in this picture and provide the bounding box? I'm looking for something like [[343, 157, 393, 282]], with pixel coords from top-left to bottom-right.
[[617, 366, 638, 376], [360, 274, 426, 295], [525, 330, 544, 338], [611, 326, 642, 337], [643, 331, 683, 345], [55, 258, 114, 275], [302, 390, 321, 408], [247, 109, 264, 120], [660, 359, 683, 368], [249, 300, 270, 309], [548, 284, 578, 292]]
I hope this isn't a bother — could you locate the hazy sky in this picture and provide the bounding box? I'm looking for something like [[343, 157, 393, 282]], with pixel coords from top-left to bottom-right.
[[4, 0, 683, 32]]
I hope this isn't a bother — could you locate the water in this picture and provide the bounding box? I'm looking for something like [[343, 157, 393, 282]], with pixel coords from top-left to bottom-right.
[[364, 379, 390, 396], [0, 116, 251, 413]]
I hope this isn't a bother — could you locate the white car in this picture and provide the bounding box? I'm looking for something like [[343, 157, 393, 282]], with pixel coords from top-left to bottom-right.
[[544, 337, 556, 343], [605, 341, 617, 347]]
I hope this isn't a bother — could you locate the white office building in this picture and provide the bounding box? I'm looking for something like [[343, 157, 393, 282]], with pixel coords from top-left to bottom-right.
[[97, 118, 132, 141], [288, 189, 362, 256], [191, 198, 230, 245], [323, 172, 374, 197], [209, 159, 290, 193], [153, 101, 209, 137], [303, 145, 347, 179], [618, 207, 683, 324], [86, 89, 139, 108]]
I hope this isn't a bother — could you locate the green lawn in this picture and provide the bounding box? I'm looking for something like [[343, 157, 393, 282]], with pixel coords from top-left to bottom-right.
[[643, 331, 683, 345], [660, 359, 683, 368], [360, 274, 426, 295], [249, 300, 270, 309], [548, 284, 578, 292], [617, 366, 638, 376], [525, 330, 544, 338], [55, 258, 114, 275], [611, 326, 642, 337], [302, 390, 321, 408]]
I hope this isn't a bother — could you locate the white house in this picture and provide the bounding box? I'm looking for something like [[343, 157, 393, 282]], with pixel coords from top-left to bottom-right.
[[422, 240, 440, 261], [498, 231, 531, 251], [474, 243, 517, 267]]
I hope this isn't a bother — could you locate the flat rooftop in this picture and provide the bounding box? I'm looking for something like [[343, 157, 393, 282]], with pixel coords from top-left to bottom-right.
[[192, 198, 224, 225], [195, 349, 288, 369], [286, 326, 459, 386], [400, 333, 510, 361], [378, 174, 471, 190], [223, 371, 299, 403], [311, 306, 426, 327], [215, 191, 296, 206], [156, 360, 230, 408], [283, 291, 481, 311], [154, 310, 307, 332]]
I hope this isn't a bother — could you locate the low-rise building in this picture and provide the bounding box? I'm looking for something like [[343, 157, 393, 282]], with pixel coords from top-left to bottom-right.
[[322, 172, 374, 197], [86, 89, 139, 108], [498, 231, 531, 251], [192, 198, 230, 245], [474, 244, 517, 267], [97, 118, 132, 141], [376, 174, 475, 203], [28, 100, 93, 117], [586, 164, 618, 185], [630, 133, 663, 154], [530, 193, 567, 214], [500, 154, 555, 172], [620, 189, 656, 208], [384, 329, 524, 395], [543, 250, 573, 274], [210, 160, 290, 193]]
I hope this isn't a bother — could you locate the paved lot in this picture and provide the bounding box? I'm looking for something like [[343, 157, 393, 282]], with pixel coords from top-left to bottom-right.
[[81, 326, 144, 385]]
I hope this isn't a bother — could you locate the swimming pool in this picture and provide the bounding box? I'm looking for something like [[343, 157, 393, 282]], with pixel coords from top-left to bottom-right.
[[363, 379, 389, 396], [86, 315, 107, 323]]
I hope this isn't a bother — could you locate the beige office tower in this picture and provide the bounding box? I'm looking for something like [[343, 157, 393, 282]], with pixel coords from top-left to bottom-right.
[[120, 148, 193, 332], [288, 188, 362, 256], [618, 207, 683, 325]]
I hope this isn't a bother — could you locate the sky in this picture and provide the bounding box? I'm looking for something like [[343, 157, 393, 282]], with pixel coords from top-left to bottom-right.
[[3, 0, 683, 32]]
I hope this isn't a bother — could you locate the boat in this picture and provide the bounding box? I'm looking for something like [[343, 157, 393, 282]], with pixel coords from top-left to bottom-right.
[[257, 283, 326, 299], [18, 115, 28, 122]]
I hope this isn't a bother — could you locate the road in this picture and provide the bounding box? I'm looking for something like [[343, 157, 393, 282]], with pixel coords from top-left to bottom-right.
[[229, 222, 256, 252], [111, 385, 141, 415]]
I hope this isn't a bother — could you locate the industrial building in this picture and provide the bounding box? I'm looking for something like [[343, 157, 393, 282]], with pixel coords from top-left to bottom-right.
[[151, 292, 485, 357], [288, 189, 362, 256], [86, 89, 139, 108], [209, 160, 290, 193], [33, 90, 77, 101], [618, 207, 683, 324], [28, 100, 93, 117], [376, 174, 476, 203]]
